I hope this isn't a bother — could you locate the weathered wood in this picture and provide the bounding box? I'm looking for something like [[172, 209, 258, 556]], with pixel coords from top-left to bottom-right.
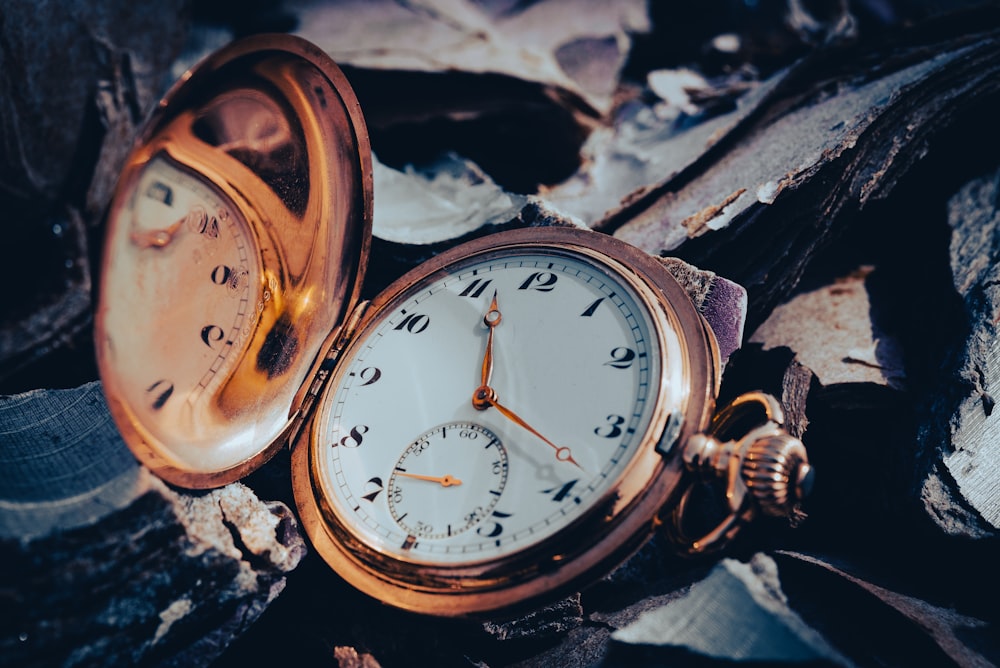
[[607, 554, 850, 665], [290, 0, 648, 116], [773, 550, 995, 667], [284, 0, 653, 193], [917, 165, 1000, 538], [610, 21, 1000, 330], [749, 267, 906, 392], [4, 3, 1000, 667], [0, 0, 188, 389], [0, 383, 306, 666]]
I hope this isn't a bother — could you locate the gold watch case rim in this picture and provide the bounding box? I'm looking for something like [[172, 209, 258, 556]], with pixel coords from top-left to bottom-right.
[[291, 225, 720, 617]]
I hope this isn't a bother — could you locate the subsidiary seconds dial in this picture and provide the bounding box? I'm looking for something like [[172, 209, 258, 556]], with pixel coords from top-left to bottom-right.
[[388, 423, 508, 540]]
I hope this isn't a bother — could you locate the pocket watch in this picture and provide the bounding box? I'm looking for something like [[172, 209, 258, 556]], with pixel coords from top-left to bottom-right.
[[95, 34, 812, 618]]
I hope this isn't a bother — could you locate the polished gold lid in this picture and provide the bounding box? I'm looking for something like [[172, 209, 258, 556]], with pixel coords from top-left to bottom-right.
[[95, 34, 372, 488]]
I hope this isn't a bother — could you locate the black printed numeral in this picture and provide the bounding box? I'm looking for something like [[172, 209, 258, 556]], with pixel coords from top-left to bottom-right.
[[146, 379, 174, 410], [595, 415, 625, 439], [459, 278, 493, 299], [201, 325, 225, 349], [334, 425, 369, 448], [145, 181, 173, 205], [394, 312, 430, 334], [356, 367, 381, 386], [605, 347, 636, 369], [476, 510, 512, 538], [580, 297, 604, 317], [210, 265, 232, 285], [542, 479, 579, 503], [361, 477, 383, 502], [518, 272, 557, 292], [210, 264, 248, 294]]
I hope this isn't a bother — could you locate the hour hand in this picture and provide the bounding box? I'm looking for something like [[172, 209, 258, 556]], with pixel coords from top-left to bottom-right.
[[479, 291, 502, 391], [395, 472, 463, 487]]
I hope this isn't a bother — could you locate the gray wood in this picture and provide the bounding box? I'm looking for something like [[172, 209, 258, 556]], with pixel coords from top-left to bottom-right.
[[0, 0, 188, 386], [608, 554, 850, 665], [776, 551, 994, 668], [4, 3, 1000, 667], [0, 383, 306, 666], [918, 165, 1000, 538], [612, 27, 1000, 331]]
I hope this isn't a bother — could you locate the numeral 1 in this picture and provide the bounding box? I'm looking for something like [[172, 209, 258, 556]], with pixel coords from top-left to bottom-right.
[[580, 297, 604, 317]]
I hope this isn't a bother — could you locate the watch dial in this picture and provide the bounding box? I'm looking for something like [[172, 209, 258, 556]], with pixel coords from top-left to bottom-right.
[[314, 246, 685, 565], [100, 154, 263, 469]]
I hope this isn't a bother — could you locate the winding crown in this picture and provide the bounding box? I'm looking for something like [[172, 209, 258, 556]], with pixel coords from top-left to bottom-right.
[[741, 431, 813, 524]]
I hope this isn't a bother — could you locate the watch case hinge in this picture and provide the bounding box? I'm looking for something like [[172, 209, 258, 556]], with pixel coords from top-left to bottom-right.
[[286, 299, 371, 449]]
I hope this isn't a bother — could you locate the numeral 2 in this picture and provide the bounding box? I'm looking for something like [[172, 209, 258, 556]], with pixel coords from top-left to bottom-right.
[[605, 347, 636, 369]]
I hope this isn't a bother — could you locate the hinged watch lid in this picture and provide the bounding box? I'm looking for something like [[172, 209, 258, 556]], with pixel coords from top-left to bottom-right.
[[95, 34, 372, 488]]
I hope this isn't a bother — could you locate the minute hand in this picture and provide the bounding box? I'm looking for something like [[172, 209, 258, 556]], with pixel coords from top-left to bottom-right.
[[484, 390, 582, 470], [471, 293, 582, 470]]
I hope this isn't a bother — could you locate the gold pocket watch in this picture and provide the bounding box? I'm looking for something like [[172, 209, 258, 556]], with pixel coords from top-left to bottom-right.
[[96, 34, 812, 618]]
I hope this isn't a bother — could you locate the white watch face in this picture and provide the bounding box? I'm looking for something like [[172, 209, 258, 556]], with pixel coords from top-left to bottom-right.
[[99, 155, 264, 469], [313, 245, 686, 565]]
